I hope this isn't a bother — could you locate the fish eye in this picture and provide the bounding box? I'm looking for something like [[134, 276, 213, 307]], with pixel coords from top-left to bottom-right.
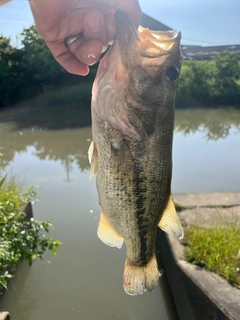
[[165, 65, 179, 81]]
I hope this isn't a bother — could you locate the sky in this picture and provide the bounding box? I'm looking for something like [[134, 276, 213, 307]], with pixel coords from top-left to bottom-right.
[[0, 0, 240, 47]]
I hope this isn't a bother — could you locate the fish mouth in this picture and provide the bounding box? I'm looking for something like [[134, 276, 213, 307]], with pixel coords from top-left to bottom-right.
[[138, 27, 181, 57], [114, 11, 181, 60]]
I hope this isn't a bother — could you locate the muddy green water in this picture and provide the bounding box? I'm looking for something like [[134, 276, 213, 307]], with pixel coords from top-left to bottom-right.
[[0, 106, 239, 319]]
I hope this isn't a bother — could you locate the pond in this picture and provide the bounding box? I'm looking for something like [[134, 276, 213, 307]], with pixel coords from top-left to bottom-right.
[[0, 105, 239, 320], [173, 108, 240, 193]]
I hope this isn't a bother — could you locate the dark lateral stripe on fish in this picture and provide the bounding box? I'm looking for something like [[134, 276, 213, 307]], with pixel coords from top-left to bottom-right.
[[133, 162, 150, 266]]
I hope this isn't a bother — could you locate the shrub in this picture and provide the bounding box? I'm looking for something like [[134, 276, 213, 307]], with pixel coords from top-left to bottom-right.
[[0, 159, 62, 289]]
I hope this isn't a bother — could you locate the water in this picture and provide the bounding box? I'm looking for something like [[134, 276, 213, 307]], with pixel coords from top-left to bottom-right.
[[0, 105, 239, 319], [0, 105, 177, 320], [173, 108, 240, 192]]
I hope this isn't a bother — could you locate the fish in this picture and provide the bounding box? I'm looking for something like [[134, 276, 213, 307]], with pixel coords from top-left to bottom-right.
[[88, 11, 183, 296]]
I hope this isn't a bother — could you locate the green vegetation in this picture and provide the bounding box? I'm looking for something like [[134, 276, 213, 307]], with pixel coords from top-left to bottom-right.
[[184, 224, 240, 288], [1, 26, 240, 108], [0, 26, 96, 108], [0, 155, 62, 289], [178, 51, 240, 107], [173, 202, 184, 212]]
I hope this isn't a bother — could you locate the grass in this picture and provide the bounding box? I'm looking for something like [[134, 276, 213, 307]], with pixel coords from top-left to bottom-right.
[[173, 202, 184, 212], [0, 155, 62, 290], [184, 223, 240, 288]]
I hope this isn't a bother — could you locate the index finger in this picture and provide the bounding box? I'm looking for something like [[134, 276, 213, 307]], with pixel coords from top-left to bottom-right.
[[45, 39, 90, 75]]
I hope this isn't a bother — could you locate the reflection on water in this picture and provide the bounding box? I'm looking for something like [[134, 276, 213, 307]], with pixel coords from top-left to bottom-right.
[[0, 105, 91, 171], [0, 105, 178, 320], [1, 106, 240, 172], [175, 108, 240, 140], [0, 106, 239, 193], [0, 106, 240, 318], [173, 108, 240, 193]]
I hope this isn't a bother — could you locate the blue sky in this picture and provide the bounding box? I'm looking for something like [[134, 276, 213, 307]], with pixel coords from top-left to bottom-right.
[[0, 0, 240, 47]]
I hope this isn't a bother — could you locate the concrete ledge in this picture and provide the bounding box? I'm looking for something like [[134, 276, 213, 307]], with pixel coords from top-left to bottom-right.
[[179, 206, 240, 227], [173, 192, 240, 207], [157, 193, 240, 320], [0, 312, 11, 320]]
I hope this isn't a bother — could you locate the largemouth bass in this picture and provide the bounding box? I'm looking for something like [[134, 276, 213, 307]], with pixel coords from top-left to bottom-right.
[[89, 11, 183, 296]]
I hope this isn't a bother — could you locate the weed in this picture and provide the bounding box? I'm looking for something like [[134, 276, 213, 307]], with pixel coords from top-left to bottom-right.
[[0, 162, 62, 289], [184, 224, 240, 288]]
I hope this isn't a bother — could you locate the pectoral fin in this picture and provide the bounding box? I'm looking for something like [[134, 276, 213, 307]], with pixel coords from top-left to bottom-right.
[[97, 213, 123, 249], [158, 195, 184, 239], [88, 141, 98, 179]]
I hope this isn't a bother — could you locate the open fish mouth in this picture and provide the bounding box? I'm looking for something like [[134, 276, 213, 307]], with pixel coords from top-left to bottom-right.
[[138, 27, 181, 56], [114, 10, 181, 60]]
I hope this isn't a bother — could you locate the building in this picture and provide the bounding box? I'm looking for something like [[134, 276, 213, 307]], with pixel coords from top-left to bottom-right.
[[141, 13, 171, 32], [181, 45, 240, 60]]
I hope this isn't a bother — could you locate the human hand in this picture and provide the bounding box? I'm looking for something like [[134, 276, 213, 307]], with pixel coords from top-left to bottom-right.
[[29, 0, 142, 76], [0, 0, 12, 6]]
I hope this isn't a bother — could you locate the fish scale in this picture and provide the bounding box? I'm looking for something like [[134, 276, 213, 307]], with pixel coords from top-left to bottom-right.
[[89, 11, 184, 295]]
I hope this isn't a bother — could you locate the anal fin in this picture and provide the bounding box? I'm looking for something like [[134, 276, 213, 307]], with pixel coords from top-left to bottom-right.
[[158, 194, 184, 239], [123, 255, 160, 296], [97, 213, 123, 249], [88, 141, 98, 179]]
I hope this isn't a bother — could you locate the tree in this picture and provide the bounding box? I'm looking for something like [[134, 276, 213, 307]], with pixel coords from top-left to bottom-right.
[[0, 35, 20, 107], [178, 59, 216, 104], [177, 52, 240, 107], [214, 51, 240, 105]]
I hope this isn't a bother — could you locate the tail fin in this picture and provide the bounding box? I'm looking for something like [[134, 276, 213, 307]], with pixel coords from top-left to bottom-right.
[[123, 255, 160, 296]]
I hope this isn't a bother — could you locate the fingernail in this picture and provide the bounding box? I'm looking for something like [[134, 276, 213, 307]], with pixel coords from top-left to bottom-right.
[[88, 53, 96, 59], [87, 15, 102, 33]]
